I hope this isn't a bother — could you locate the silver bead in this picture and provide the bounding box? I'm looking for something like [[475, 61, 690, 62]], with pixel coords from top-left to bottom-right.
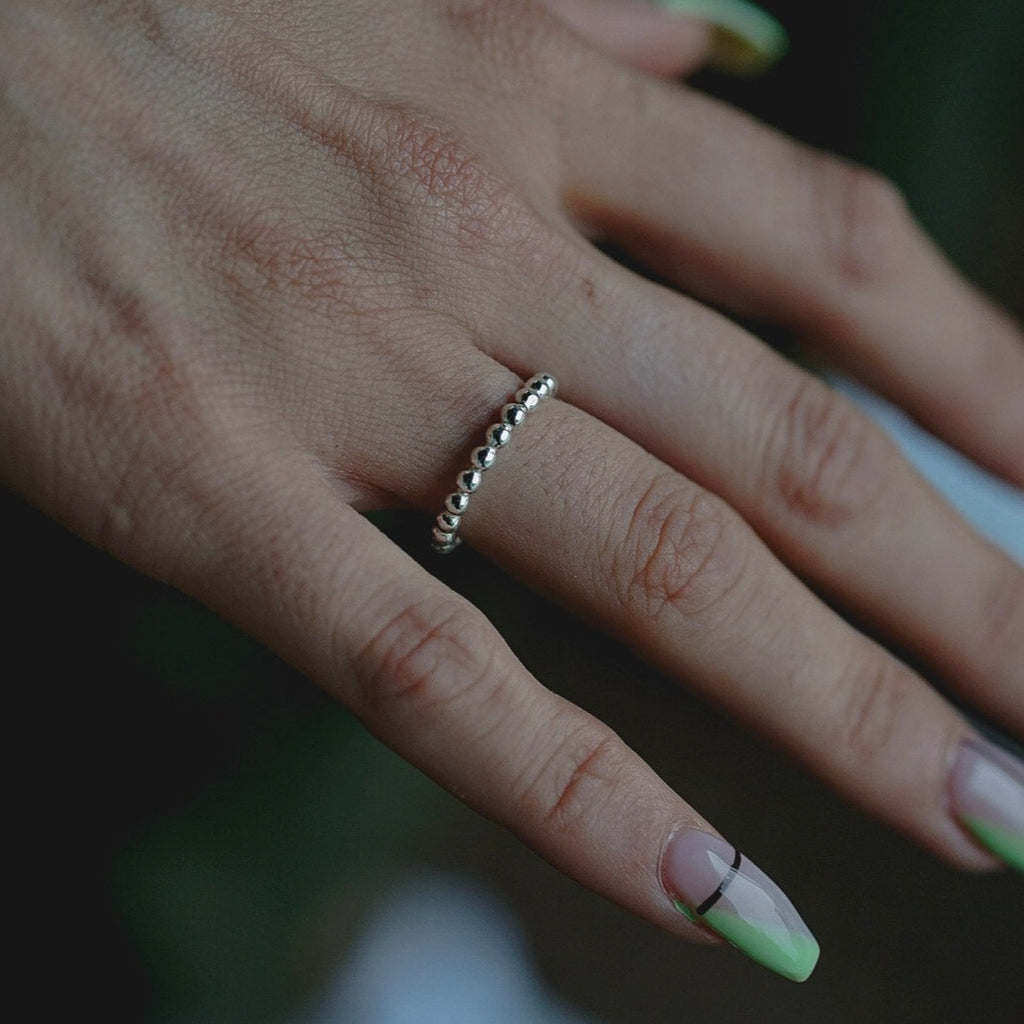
[[432, 525, 456, 547], [528, 373, 557, 398], [445, 491, 470, 515], [436, 511, 461, 532], [471, 445, 497, 470], [501, 402, 527, 428], [515, 388, 540, 411], [524, 375, 550, 398], [487, 422, 512, 448], [431, 372, 557, 554]]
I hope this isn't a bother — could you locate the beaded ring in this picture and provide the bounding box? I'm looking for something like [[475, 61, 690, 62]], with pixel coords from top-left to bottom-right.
[[431, 373, 557, 553]]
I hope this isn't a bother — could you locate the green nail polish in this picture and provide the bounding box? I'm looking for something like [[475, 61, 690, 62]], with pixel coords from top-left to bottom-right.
[[963, 818, 1024, 874], [698, 901, 821, 983], [654, 0, 789, 77], [664, 830, 820, 982], [672, 898, 700, 923], [950, 739, 1024, 875]]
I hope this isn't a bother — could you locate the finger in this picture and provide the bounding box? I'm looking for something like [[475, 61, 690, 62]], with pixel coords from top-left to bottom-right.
[[543, 0, 714, 78], [542, 0, 788, 78], [171, 440, 824, 981], [559, 76, 1024, 488], [406, 389, 1014, 871], [476, 252, 1024, 737]]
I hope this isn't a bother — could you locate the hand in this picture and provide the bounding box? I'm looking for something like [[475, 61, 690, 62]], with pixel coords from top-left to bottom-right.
[[2, 0, 1022, 982]]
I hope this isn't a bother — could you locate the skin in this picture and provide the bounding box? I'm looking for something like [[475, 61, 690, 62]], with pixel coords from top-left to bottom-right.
[[1, 0, 1022, 954]]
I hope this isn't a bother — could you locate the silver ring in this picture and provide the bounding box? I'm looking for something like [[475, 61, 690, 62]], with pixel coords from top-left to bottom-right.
[[431, 373, 558, 553]]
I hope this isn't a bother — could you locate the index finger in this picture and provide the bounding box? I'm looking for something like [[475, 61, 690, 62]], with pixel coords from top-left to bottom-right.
[[176, 443, 821, 983]]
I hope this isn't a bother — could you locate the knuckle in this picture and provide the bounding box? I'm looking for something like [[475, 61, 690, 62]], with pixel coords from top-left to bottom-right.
[[336, 100, 566, 279], [384, 113, 497, 210], [976, 563, 1024, 670], [379, 109, 565, 273], [443, 0, 525, 59], [831, 656, 907, 768], [514, 724, 626, 833], [958, 306, 1024, 429], [217, 53, 572, 306], [615, 473, 748, 623], [809, 154, 912, 287], [353, 595, 500, 721], [442, 0, 565, 84], [773, 378, 890, 526], [223, 211, 365, 313]]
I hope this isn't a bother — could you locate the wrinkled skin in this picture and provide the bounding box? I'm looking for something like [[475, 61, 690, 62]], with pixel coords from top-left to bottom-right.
[[2, 0, 1022, 944]]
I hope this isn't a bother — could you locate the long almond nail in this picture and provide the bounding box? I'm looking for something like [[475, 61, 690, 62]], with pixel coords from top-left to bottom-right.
[[663, 829, 819, 982], [950, 738, 1024, 873], [654, 0, 789, 76]]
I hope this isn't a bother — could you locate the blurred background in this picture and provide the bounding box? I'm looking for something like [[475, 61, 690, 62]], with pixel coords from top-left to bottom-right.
[[8, 1, 1023, 1021]]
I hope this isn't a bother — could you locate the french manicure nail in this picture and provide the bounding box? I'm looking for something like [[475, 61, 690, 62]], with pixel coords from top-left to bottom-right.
[[663, 829, 819, 982], [950, 738, 1024, 873], [654, 0, 789, 77]]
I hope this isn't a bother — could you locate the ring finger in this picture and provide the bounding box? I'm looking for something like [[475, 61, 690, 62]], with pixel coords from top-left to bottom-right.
[[403, 374, 1012, 869]]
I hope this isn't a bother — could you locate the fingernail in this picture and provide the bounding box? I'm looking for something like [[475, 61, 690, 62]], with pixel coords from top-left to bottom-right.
[[654, 0, 788, 76], [950, 738, 1024, 873], [663, 829, 819, 982]]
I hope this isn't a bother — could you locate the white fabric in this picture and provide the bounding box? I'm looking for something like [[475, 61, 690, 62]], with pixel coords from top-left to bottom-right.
[[309, 873, 603, 1024]]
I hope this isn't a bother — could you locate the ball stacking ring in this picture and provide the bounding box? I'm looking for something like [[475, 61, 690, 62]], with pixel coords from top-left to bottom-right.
[[431, 373, 557, 553]]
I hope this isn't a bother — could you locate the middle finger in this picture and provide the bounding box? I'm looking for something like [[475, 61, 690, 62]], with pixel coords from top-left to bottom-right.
[[479, 246, 1024, 738], [406, 381, 1001, 868]]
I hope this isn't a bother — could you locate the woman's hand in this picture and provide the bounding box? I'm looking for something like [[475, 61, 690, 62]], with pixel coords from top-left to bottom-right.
[[2, 0, 1022, 981]]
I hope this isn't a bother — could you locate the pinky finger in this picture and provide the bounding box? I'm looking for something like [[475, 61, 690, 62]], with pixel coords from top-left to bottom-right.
[[185, 453, 819, 982]]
